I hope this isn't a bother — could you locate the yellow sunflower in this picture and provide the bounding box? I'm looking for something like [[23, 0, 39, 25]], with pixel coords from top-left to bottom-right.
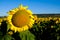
[[7, 4, 35, 32], [0, 18, 3, 26], [33, 15, 38, 20]]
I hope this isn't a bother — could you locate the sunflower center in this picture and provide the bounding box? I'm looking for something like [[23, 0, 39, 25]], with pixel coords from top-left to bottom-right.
[[11, 10, 30, 27]]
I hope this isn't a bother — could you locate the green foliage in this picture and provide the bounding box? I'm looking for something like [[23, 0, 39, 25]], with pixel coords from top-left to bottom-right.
[[0, 21, 13, 40], [19, 30, 35, 40], [29, 19, 60, 40], [2, 35, 12, 40], [0, 18, 60, 40]]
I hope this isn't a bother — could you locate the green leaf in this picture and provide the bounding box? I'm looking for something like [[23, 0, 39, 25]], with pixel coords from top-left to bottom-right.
[[0, 31, 2, 36], [7, 24, 11, 31], [2, 34, 13, 40], [19, 30, 35, 40], [0, 35, 3, 40]]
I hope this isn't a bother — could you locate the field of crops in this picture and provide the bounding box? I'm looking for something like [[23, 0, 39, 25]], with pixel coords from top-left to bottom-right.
[[0, 15, 60, 40]]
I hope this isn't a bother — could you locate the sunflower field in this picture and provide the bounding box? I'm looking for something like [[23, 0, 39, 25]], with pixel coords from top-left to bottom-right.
[[0, 5, 60, 40]]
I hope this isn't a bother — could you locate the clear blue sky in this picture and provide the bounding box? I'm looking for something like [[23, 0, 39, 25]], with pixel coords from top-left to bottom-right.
[[0, 0, 60, 16]]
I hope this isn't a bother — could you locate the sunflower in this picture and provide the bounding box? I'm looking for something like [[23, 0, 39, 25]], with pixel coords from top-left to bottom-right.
[[7, 4, 35, 32], [33, 15, 37, 20], [0, 18, 3, 26]]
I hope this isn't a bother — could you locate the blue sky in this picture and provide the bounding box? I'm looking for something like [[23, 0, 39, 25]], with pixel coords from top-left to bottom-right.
[[0, 0, 60, 16]]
